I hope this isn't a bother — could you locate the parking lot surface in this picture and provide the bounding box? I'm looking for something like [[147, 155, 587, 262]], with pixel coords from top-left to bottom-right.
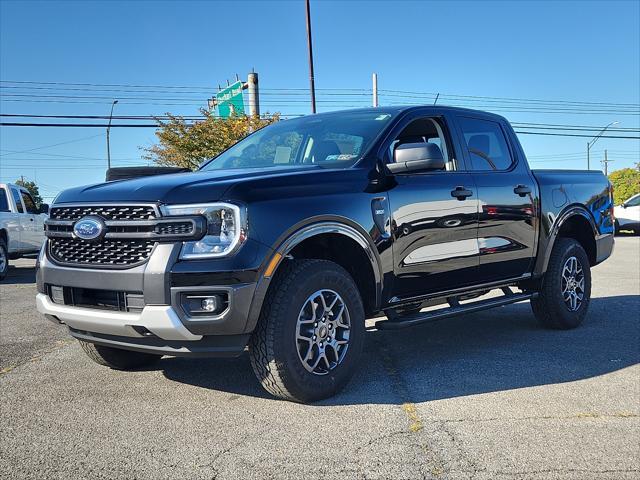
[[1, 237, 638, 479]]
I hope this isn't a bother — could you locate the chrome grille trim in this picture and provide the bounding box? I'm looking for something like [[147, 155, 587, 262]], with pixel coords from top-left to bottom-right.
[[49, 203, 159, 221]]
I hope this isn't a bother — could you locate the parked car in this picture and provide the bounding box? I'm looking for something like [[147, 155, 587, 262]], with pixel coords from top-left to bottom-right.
[[0, 183, 48, 280], [614, 193, 640, 234], [36, 106, 615, 402]]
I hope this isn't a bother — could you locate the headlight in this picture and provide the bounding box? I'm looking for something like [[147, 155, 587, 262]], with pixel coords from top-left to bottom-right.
[[160, 203, 246, 259]]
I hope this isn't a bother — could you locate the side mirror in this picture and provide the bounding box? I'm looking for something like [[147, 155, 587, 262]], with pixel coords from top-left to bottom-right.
[[39, 203, 50, 214], [387, 142, 446, 174]]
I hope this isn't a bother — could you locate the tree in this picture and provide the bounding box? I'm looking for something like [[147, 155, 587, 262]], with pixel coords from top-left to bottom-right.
[[142, 110, 280, 170], [15, 178, 43, 207], [608, 167, 640, 205]]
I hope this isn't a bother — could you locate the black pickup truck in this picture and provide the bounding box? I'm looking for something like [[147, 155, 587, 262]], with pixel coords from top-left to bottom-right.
[[36, 106, 615, 402]]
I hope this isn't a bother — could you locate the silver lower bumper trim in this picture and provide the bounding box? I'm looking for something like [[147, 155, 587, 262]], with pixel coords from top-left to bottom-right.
[[36, 293, 202, 341]]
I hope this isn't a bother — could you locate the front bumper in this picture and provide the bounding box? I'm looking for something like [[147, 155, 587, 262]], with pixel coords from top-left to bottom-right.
[[36, 237, 272, 356]]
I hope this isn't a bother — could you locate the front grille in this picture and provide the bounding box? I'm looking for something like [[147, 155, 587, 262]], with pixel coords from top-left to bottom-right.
[[50, 205, 157, 221], [46, 203, 204, 269], [49, 237, 155, 267]]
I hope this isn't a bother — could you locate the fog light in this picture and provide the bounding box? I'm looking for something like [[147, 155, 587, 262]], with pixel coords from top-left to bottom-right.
[[180, 292, 228, 317], [201, 297, 218, 312]]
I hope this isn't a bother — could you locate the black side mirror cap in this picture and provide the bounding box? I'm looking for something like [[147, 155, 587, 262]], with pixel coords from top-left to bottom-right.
[[39, 203, 50, 214], [388, 142, 446, 174]]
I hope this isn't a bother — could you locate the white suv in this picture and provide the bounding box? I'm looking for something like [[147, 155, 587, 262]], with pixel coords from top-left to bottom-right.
[[614, 193, 640, 234]]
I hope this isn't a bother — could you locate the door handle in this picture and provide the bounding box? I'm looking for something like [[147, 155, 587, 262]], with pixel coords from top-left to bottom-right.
[[29, 218, 34, 222], [514, 185, 532, 197], [451, 186, 473, 200]]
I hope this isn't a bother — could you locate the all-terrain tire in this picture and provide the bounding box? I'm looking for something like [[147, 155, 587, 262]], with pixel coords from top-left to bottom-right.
[[78, 340, 161, 370], [249, 259, 365, 403], [0, 239, 9, 281], [531, 238, 592, 330]]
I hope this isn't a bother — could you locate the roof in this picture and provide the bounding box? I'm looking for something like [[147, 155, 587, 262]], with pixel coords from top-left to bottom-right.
[[306, 105, 508, 122]]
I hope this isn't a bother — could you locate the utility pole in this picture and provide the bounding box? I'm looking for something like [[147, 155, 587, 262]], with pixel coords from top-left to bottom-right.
[[305, 0, 316, 113], [602, 149, 613, 176], [106, 100, 118, 170], [372, 73, 378, 107], [247, 71, 260, 117], [586, 121, 619, 170]]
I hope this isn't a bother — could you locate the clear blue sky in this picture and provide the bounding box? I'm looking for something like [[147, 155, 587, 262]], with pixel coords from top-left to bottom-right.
[[1, 0, 639, 203]]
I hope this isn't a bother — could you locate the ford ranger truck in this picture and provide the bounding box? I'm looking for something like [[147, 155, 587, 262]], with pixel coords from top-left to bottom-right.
[[36, 106, 615, 402]]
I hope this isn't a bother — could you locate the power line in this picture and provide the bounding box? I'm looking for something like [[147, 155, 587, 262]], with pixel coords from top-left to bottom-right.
[[0, 133, 104, 157]]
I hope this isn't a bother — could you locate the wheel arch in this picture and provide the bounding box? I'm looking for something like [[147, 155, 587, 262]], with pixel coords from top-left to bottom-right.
[[538, 205, 598, 276], [244, 218, 383, 332]]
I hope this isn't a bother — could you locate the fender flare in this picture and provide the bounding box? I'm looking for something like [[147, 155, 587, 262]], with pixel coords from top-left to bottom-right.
[[243, 218, 383, 333], [535, 204, 598, 276]]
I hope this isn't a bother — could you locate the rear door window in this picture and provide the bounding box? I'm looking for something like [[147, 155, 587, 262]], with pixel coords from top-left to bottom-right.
[[11, 188, 24, 213], [21, 191, 39, 214], [458, 117, 514, 171]]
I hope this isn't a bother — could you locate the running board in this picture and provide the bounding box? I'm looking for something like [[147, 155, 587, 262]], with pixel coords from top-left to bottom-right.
[[376, 289, 537, 330]]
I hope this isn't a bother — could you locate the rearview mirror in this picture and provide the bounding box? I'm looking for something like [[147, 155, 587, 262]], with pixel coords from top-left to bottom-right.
[[387, 142, 445, 174]]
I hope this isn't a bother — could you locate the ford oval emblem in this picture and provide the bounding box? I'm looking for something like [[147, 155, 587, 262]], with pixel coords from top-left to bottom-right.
[[73, 216, 106, 241]]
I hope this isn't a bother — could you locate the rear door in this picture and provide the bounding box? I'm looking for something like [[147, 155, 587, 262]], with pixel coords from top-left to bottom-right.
[[9, 187, 28, 251], [19, 189, 44, 251], [454, 115, 538, 282], [385, 111, 480, 300]]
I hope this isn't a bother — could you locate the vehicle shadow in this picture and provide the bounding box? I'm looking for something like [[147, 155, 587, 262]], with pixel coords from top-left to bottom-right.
[[2, 264, 37, 286], [160, 294, 640, 405]]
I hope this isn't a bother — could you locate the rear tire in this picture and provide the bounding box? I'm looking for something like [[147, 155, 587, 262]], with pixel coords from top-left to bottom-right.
[[531, 238, 591, 329], [0, 240, 8, 281], [249, 259, 365, 403], [78, 340, 161, 370]]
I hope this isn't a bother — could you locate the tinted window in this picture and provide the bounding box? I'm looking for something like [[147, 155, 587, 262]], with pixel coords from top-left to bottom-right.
[[21, 191, 38, 214], [626, 195, 640, 207], [458, 117, 513, 171], [11, 188, 24, 213], [0, 190, 9, 212]]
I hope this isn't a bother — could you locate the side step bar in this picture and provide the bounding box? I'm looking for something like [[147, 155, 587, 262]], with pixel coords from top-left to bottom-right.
[[376, 288, 537, 330]]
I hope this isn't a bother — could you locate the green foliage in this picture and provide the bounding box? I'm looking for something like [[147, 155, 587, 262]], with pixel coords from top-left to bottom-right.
[[609, 167, 640, 205], [142, 110, 280, 170], [15, 179, 43, 207]]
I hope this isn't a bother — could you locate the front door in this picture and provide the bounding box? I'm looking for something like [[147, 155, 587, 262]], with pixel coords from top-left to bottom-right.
[[386, 113, 480, 301]]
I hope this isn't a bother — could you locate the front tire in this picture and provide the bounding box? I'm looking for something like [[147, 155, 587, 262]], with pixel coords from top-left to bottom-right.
[[78, 340, 161, 370], [531, 238, 592, 329], [249, 259, 365, 403]]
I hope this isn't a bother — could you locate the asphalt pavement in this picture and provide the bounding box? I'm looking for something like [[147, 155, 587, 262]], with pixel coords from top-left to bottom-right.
[[1, 237, 639, 479]]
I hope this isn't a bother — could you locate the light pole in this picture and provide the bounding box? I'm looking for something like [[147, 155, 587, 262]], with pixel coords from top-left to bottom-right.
[[587, 121, 618, 170], [106, 100, 118, 170]]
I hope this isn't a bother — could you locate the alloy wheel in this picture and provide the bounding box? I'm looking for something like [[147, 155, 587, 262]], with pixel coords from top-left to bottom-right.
[[295, 289, 351, 375], [561, 256, 585, 311]]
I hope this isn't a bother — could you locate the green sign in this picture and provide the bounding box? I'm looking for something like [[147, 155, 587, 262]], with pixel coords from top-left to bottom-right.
[[215, 80, 245, 118]]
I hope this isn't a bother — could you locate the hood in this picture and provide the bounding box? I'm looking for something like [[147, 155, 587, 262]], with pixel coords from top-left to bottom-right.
[[53, 166, 321, 205]]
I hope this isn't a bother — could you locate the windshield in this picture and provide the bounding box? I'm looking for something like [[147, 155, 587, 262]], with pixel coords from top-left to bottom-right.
[[200, 110, 396, 171]]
